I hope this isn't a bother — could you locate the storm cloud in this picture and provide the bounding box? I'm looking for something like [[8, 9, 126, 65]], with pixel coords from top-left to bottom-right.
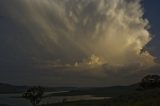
[[0, 0, 159, 86]]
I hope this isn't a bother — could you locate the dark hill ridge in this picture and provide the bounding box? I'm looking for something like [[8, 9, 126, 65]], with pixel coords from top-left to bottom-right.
[[0, 82, 139, 95], [0, 83, 78, 94], [0, 83, 27, 93], [47, 75, 160, 97], [48, 84, 139, 97]]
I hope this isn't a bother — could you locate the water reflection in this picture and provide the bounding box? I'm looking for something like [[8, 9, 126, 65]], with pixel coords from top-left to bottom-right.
[[0, 92, 109, 106]]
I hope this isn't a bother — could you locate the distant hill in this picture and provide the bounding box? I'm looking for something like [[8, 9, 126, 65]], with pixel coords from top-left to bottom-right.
[[48, 83, 139, 97], [0, 82, 139, 96], [0, 83, 79, 94], [0, 83, 27, 94]]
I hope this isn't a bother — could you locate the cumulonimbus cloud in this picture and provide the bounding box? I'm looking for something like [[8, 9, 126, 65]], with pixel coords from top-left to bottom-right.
[[1, 0, 155, 66], [0, 0, 159, 86]]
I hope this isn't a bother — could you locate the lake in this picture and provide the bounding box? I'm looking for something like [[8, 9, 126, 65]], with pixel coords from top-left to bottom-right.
[[0, 92, 109, 106]]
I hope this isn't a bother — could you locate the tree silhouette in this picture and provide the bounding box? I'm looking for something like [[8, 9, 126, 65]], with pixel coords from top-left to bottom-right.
[[140, 75, 160, 89], [22, 86, 44, 106]]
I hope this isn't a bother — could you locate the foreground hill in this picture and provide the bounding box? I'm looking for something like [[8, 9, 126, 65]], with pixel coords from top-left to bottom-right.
[[41, 88, 160, 106], [0, 105, 9, 106]]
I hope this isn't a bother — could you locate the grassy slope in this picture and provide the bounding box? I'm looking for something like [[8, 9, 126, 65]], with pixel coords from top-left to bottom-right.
[[0, 105, 9, 106], [41, 88, 160, 106], [105, 88, 160, 106]]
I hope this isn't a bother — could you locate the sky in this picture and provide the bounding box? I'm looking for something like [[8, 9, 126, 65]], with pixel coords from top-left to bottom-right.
[[142, 0, 160, 62], [0, 0, 160, 87]]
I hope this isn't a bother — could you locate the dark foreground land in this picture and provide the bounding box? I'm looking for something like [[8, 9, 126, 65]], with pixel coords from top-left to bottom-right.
[[41, 88, 160, 106]]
